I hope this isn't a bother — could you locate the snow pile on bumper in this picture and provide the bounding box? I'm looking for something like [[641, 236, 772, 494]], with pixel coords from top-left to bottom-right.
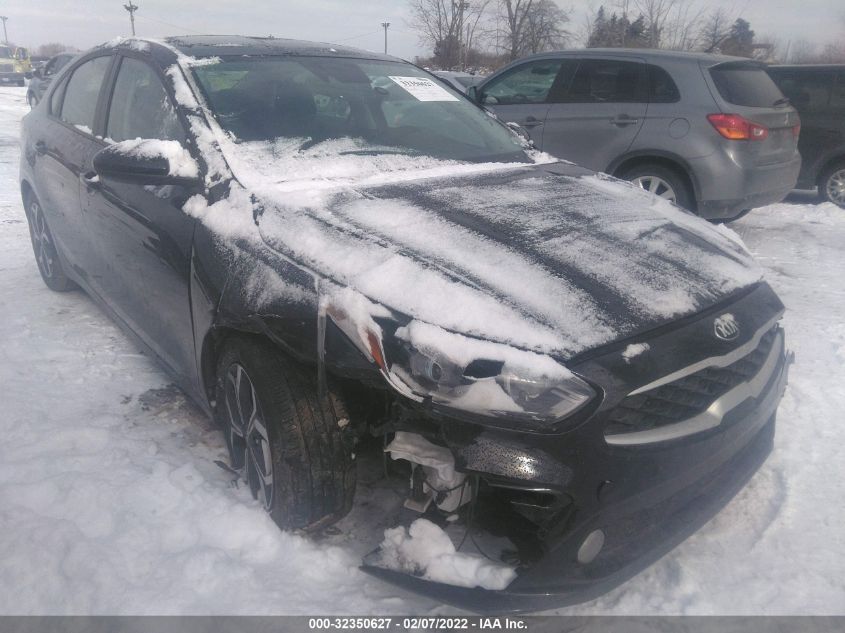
[[372, 519, 516, 591]]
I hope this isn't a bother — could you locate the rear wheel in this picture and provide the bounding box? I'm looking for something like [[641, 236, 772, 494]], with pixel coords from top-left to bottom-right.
[[621, 163, 694, 211], [24, 193, 76, 292], [819, 161, 845, 208], [214, 336, 356, 531]]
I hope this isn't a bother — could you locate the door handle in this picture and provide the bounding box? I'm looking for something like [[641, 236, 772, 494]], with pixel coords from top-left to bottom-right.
[[34, 140, 47, 155], [611, 116, 639, 127], [80, 171, 101, 190], [522, 116, 544, 129]]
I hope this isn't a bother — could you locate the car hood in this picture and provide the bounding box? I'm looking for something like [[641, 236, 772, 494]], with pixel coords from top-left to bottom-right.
[[255, 162, 763, 359]]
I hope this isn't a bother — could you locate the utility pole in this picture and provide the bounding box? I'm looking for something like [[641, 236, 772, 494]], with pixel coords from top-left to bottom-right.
[[0, 16, 8, 45], [123, 2, 138, 36], [381, 22, 390, 55]]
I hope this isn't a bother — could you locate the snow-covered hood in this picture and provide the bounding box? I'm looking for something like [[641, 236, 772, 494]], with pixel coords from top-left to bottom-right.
[[254, 164, 762, 359]]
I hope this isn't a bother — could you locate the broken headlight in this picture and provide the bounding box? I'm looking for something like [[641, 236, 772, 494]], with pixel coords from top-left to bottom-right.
[[387, 321, 595, 427]]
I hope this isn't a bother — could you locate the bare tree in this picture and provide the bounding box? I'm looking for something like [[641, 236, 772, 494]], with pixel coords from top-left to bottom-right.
[[35, 43, 73, 57], [499, 0, 535, 60], [698, 7, 732, 53], [630, 0, 704, 50], [495, 0, 570, 59], [522, 0, 570, 54], [409, 0, 490, 69]]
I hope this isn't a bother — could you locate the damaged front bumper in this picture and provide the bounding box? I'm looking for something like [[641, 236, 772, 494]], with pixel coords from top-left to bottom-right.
[[363, 286, 791, 613]]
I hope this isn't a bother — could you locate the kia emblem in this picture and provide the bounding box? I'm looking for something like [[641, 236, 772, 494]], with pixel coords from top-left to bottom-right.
[[714, 314, 740, 341]]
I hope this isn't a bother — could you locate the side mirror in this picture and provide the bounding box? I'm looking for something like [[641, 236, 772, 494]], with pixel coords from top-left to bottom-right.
[[25, 71, 34, 80], [93, 140, 200, 186], [33, 68, 43, 79]]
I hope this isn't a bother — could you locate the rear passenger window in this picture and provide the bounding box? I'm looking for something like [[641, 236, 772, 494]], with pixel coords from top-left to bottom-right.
[[566, 60, 646, 103], [710, 62, 784, 108], [648, 65, 680, 103], [106, 57, 184, 142], [481, 60, 563, 105], [771, 71, 833, 112], [60, 56, 112, 133]]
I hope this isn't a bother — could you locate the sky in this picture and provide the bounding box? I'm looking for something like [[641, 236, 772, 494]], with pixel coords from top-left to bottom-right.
[[1, 0, 842, 60]]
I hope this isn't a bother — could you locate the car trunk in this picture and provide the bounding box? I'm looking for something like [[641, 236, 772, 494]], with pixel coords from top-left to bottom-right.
[[706, 60, 800, 167]]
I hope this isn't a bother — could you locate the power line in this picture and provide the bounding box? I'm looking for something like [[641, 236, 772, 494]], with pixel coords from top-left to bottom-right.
[[123, 2, 139, 37]]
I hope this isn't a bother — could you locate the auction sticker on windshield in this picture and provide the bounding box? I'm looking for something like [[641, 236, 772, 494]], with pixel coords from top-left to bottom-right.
[[388, 76, 460, 101]]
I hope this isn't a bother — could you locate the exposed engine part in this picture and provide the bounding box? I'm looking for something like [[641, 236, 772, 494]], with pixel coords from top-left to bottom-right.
[[386, 431, 472, 513]]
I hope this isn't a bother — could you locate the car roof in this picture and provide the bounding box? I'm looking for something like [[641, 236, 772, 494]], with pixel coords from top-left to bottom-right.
[[768, 64, 845, 71], [163, 35, 397, 62], [517, 47, 749, 66]]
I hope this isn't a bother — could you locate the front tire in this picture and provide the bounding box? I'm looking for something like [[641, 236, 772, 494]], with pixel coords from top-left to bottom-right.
[[621, 163, 694, 211], [24, 192, 76, 292], [214, 336, 356, 531], [819, 160, 845, 208]]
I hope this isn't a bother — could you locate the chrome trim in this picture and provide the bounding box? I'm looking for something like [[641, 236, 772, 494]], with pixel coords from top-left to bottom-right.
[[606, 329, 784, 446], [628, 314, 781, 396]]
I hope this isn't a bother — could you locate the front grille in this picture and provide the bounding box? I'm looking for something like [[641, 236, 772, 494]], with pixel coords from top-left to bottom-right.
[[0, 64, 14, 73], [605, 327, 779, 438]]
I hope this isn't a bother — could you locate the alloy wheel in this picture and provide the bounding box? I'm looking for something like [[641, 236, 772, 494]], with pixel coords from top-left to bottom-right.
[[631, 175, 677, 202], [28, 200, 56, 279], [825, 168, 845, 207], [223, 363, 274, 510]]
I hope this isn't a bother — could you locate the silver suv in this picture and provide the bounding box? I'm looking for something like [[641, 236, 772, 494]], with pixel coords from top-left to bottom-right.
[[471, 49, 801, 220]]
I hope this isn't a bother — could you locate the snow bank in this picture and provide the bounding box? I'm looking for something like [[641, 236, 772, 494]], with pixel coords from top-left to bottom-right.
[[374, 519, 516, 591]]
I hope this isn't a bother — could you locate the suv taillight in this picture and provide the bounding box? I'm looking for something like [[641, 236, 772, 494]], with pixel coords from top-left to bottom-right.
[[707, 114, 769, 141]]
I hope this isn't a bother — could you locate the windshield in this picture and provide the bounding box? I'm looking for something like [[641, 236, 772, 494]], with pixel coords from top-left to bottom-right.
[[0, 46, 11, 59], [192, 56, 527, 164]]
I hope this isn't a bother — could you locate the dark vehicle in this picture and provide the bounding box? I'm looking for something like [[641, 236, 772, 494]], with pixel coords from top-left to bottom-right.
[[470, 49, 801, 221], [26, 52, 76, 108], [767, 64, 845, 207], [20, 36, 790, 611]]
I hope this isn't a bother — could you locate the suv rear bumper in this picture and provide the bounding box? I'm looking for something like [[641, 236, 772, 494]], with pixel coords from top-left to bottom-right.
[[693, 152, 801, 219]]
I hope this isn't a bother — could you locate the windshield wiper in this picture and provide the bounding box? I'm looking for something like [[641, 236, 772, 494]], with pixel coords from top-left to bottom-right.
[[773, 97, 790, 107]]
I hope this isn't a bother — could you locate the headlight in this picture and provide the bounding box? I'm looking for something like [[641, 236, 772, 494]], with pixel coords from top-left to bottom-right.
[[389, 321, 595, 427], [322, 289, 595, 428]]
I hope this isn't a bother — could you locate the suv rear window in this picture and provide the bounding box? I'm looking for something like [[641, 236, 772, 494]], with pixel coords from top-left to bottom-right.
[[710, 62, 785, 108]]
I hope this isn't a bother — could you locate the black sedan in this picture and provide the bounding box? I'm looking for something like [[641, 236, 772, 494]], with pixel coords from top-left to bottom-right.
[[19, 35, 790, 611]]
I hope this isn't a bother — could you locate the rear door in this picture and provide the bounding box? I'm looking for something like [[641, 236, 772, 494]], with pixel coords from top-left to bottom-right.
[[477, 57, 566, 146], [706, 61, 800, 167], [81, 53, 201, 383], [30, 54, 114, 278], [541, 57, 648, 172]]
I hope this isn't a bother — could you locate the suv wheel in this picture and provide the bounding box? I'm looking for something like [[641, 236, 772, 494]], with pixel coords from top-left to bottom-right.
[[621, 164, 693, 211], [24, 192, 76, 292], [819, 161, 845, 208], [214, 336, 356, 531]]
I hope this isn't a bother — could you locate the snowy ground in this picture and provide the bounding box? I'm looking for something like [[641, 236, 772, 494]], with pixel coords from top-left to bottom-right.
[[0, 85, 843, 615]]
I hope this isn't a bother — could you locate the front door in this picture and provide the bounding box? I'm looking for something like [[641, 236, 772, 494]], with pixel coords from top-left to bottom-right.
[[478, 58, 568, 148], [81, 54, 201, 384]]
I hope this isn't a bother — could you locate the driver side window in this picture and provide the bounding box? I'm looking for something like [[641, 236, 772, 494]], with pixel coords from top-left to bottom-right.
[[481, 60, 563, 105], [106, 57, 185, 143]]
